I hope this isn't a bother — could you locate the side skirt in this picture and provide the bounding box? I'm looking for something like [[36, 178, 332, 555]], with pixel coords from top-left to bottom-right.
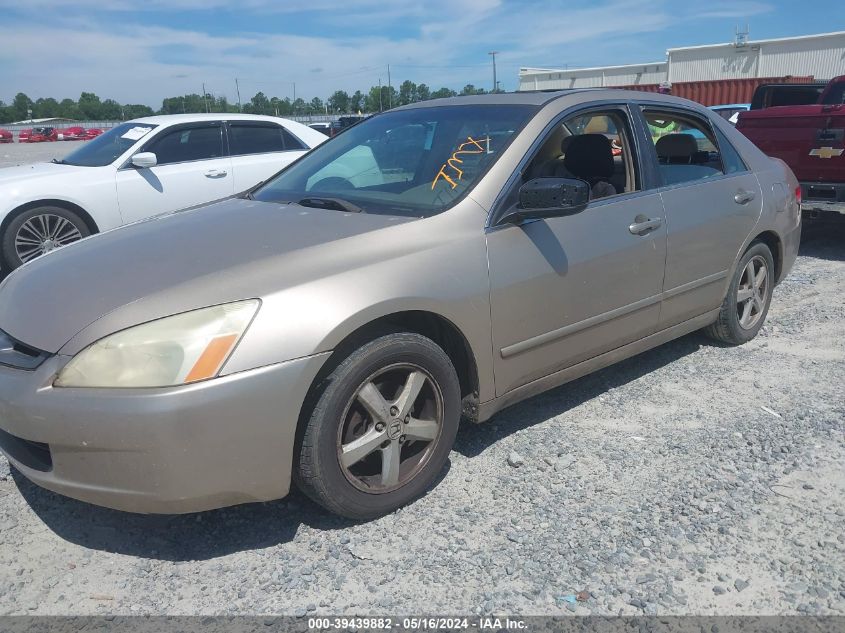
[[477, 309, 719, 423]]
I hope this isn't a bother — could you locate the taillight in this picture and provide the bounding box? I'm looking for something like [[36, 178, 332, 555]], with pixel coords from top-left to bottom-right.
[[795, 185, 802, 205]]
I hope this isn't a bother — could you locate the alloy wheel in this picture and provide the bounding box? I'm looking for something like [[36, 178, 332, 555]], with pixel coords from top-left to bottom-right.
[[337, 363, 443, 494], [736, 255, 768, 330], [15, 213, 83, 263]]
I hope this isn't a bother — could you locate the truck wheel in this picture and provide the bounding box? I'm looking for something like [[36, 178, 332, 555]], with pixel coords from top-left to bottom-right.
[[2, 206, 90, 270], [295, 333, 461, 520], [705, 241, 774, 345]]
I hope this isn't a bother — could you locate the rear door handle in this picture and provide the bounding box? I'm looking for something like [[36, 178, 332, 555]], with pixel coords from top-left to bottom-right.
[[628, 216, 663, 235], [734, 190, 756, 205], [204, 169, 227, 178]]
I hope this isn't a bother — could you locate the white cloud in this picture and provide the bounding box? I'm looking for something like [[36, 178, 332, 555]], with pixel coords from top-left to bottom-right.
[[0, 0, 775, 106]]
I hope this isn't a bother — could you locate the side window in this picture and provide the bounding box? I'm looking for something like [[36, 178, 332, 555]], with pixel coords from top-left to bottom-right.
[[713, 127, 748, 174], [643, 109, 727, 186], [146, 125, 223, 165], [523, 108, 640, 201], [229, 124, 286, 156], [281, 128, 306, 151]]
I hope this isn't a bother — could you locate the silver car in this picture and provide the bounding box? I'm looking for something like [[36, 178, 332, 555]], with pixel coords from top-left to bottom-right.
[[0, 90, 801, 519]]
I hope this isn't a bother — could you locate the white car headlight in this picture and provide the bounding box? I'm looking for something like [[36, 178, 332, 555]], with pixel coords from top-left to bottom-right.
[[54, 300, 260, 388]]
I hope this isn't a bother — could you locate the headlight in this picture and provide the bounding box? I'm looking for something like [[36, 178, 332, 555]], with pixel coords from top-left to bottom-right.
[[54, 300, 260, 388]]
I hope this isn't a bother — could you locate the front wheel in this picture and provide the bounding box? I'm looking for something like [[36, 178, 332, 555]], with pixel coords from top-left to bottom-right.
[[705, 241, 775, 345], [2, 206, 90, 270], [295, 333, 461, 519]]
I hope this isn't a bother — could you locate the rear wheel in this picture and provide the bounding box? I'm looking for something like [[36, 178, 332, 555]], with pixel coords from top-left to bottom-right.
[[2, 206, 90, 270], [705, 241, 774, 345], [295, 333, 460, 519]]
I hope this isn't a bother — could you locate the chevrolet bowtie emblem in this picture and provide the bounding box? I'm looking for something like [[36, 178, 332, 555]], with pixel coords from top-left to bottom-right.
[[809, 146, 844, 159]]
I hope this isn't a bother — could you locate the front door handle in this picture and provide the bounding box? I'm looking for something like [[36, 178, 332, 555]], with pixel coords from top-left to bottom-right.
[[734, 190, 756, 205], [204, 169, 228, 178], [628, 216, 663, 235]]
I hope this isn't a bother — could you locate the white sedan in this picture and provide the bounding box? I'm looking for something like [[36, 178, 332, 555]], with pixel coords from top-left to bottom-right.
[[0, 113, 327, 271]]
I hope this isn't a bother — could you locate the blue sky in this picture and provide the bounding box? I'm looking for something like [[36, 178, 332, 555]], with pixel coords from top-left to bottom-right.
[[0, 0, 842, 107]]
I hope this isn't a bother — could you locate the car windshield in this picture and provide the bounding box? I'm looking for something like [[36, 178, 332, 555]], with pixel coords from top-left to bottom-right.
[[252, 104, 537, 216], [60, 122, 157, 167]]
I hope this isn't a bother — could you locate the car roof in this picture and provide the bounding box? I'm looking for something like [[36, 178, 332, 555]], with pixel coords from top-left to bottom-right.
[[392, 90, 584, 110], [391, 89, 709, 111], [126, 113, 300, 126]]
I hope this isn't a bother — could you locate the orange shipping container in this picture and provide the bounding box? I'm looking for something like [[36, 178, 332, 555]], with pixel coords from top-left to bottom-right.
[[616, 76, 816, 106]]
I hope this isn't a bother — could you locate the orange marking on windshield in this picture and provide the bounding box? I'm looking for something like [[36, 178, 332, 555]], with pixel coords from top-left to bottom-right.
[[432, 135, 491, 190]]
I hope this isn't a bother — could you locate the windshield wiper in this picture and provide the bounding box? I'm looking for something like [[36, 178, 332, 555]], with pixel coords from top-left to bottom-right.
[[51, 158, 67, 164], [298, 197, 364, 214]]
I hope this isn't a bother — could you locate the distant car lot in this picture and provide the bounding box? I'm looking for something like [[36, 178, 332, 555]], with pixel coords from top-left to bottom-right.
[[0, 141, 76, 169]]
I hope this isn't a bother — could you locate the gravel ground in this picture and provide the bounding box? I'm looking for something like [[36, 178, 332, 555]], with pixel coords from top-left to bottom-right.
[[0, 219, 843, 617], [0, 141, 76, 168]]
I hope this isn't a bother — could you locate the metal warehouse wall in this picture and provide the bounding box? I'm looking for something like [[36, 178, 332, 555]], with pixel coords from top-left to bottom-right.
[[520, 31, 845, 94], [668, 32, 845, 82], [519, 63, 667, 90], [756, 35, 845, 79]]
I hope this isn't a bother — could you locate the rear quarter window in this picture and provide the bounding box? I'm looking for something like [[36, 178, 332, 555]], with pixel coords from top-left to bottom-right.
[[713, 126, 748, 175]]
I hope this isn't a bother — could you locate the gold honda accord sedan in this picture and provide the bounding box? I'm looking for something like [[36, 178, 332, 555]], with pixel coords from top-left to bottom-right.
[[0, 90, 800, 518]]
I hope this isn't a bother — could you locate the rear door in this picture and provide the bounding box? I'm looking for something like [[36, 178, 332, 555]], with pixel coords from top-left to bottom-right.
[[486, 104, 667, 396], [227, 122, 310, 191], [636, 105, 762, 328], [116, 122, 233, 223]]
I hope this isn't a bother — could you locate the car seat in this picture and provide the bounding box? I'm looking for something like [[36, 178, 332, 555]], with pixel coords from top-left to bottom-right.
[[562, 134, 617, 199], [655, 133, 699, 164]]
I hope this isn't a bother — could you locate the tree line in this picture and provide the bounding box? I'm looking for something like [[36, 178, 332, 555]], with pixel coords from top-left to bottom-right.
[[1, 80, 493, 124]]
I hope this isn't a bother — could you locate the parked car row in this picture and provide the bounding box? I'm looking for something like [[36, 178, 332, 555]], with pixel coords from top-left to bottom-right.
[[57, 126, 104, 141], [0, 126, 105, 143], [308, 115, 366, 137], [0, 92, 800, 521]]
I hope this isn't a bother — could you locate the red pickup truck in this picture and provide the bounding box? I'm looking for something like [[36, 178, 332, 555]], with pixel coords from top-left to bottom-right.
[[737, 76, 845, 218]]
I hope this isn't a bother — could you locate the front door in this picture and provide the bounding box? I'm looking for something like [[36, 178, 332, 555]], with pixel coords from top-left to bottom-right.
[[116, 122, 234, 224], [486, 106, 667, 396]]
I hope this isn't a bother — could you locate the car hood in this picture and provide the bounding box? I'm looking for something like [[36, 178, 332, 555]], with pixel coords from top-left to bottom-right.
[[0, 197, 417, 354], [0, 161, 90, 186]]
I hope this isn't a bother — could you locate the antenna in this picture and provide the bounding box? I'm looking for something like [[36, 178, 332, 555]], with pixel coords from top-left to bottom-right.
[[734, 24, 750, 47]]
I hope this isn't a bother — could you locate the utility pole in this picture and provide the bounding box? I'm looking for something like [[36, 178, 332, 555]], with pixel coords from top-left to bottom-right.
[[292, 82, 296, 114], [488, 51, 499, 93], [387, 64, 392, 109], [378, 78, 383, 112], [235, 78, 242, 112], [202, 83, 210, 112]]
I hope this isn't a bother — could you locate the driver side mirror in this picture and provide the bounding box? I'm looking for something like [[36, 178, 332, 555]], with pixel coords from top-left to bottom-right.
[[498, 177, 591, 225], [131, 152, 157, 169]]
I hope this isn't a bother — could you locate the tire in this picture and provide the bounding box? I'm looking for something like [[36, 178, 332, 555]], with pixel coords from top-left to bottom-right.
[[2, 205, 91, 270], [295, 332, 461, 520], [705, 241, 775, 345]]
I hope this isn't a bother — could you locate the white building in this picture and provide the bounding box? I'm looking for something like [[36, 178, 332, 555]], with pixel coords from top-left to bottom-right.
[[519, 31, 845, 91]]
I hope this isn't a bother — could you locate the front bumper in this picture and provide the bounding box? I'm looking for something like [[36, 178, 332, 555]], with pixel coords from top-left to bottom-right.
[[0, 352, 329, 514]]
